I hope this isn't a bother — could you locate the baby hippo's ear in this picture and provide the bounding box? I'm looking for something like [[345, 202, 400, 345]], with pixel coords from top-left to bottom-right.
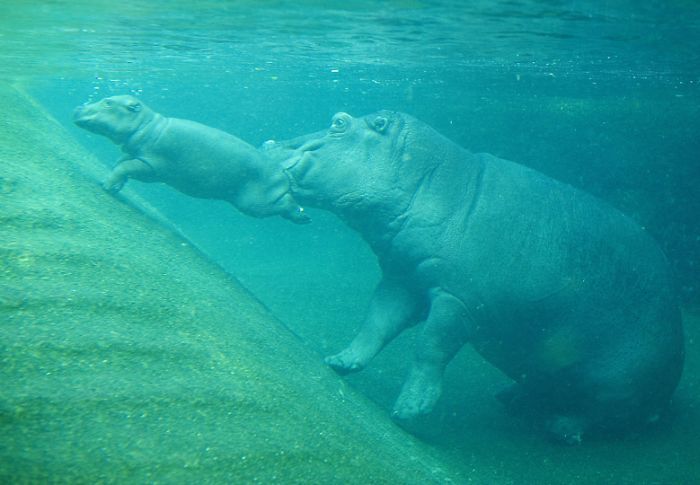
[[126, 100, 142, 112]]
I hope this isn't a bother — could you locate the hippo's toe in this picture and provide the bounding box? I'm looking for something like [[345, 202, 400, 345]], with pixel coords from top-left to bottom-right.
[[102, 178, 125, 194], [290, 207, 312, 224], [324, 350, 366, 375]]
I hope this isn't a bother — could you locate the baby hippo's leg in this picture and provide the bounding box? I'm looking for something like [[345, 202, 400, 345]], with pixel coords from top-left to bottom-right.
[[392, 290, 470, 421], [276, 193, 311, 224], [103, 158, 154, 193], [325, 278, 424, 374]]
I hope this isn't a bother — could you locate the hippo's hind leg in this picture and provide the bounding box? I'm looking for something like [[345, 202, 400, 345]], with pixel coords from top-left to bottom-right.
[[325, 277, 425, 375], [496, 381, 589, 444], [103, 158, 154, 193], [392, 290, 470, 421]]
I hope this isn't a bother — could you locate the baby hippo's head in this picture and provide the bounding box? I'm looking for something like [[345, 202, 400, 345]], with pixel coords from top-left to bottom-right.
[[73, 95, 153, 144]]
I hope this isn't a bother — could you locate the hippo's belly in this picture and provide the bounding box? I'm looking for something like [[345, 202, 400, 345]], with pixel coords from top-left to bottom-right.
[[392, 156, 679, 384]]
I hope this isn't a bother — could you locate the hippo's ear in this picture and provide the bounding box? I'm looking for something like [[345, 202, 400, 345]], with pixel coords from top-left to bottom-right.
[[126, 101, 142, 112], [371, 116, 389, 133]]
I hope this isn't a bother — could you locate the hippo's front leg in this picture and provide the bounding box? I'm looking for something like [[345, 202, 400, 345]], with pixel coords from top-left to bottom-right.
[[325, 277, 425, 375], [103, 158, 155, 193], [392, 290, 470, 421]]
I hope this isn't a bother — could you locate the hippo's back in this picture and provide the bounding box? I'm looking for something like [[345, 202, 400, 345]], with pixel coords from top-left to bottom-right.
[[147, 118, 269, 199]]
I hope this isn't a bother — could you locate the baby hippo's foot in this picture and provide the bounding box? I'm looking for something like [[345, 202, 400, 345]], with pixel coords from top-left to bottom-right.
[[324, 347, 369, 375], [282, 205, 311, 225], [391, 366, 442, 422]]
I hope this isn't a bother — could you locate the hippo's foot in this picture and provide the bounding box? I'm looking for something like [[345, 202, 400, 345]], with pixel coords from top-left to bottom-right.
[[391, 367, 442, 421], [324, 347, 368, 375], [546, 415, 586, 445], [102, 179, 125, 194]]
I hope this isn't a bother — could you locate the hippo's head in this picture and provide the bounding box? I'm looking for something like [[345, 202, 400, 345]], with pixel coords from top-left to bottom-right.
[[260, 129, 328, 165], [73, 95, 154, 144], [286, 111, 434, 219]]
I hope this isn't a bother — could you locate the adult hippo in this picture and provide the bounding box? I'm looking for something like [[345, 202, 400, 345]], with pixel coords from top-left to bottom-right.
[[73, 95, 309, 224], [285, 111, 684, 442]]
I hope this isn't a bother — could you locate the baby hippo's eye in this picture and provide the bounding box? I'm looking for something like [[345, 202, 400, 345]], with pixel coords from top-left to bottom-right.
[[102, 100, 113, 108]]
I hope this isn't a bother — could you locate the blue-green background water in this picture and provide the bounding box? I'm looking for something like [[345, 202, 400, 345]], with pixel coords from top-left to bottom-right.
[[3, 0, 700, 482]]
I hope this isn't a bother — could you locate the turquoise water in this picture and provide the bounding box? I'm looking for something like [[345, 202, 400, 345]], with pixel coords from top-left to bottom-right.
[[3, 0, 700, 482]]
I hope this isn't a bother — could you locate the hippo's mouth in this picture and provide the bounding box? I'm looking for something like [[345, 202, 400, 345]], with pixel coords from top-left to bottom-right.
[[72, 105, 95, 126], [282, 138, 325, 187], [282, 152, 311, 191]]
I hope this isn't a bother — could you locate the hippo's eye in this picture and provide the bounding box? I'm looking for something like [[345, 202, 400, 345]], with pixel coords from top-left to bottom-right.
[[330, 113, 351, 134], [103, 100, 113, 108]]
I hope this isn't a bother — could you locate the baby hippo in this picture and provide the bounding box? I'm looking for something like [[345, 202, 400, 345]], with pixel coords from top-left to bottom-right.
[[73, 95, 309, 224]]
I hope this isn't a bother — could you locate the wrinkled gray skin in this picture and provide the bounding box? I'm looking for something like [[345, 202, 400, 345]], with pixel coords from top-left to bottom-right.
[[258, 131, 327, 163], [73, 95, 309, 224], [285, 111, 684, 442]]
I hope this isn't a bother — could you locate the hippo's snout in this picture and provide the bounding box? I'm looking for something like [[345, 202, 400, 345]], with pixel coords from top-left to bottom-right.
[[72, 105, 84, 120], [72, 104, 93, 125], [283, 150, 321, 186], [283, 138, 325, 172], [282, 138, 325, 171], [297, 138, 324, 153]]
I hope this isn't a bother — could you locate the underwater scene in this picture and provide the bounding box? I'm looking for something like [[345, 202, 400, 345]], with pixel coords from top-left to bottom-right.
[[1, 0, 699, 483]]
